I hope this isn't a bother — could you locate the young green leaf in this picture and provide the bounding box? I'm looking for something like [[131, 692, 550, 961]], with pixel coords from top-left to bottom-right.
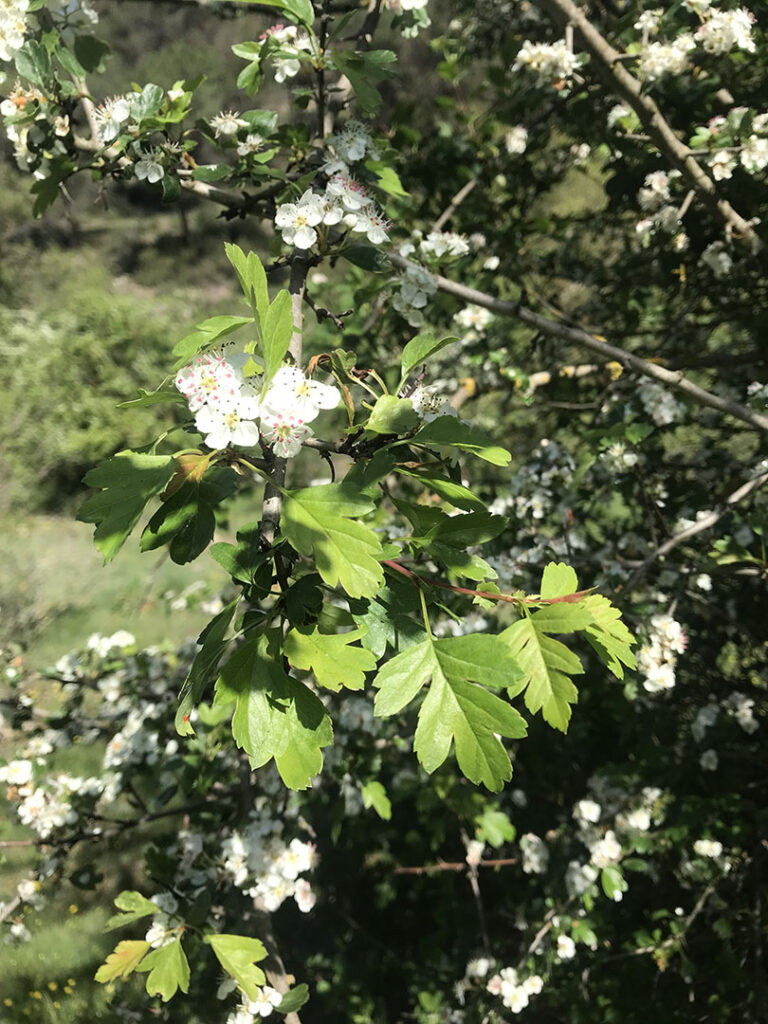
[[214, 633, 333, 790], [374, 634, 527, 791], [106, 890, 163, 931], [206, 934, 267, 1001], [284, 626, 377, 691], [262, 289, 294, 388], [365, 395, 419, 435], [175, 599, 239, 736], [141, 467, 238, 564], [280, 484, 385, 599], [582, 593, 637, 679], [277, 984, 310, 1014], [500, 615, 584, 732], [361, 780, 392, 820], [172, 314, 253, 364], [400, 332, 458, 384], [94, 940, 150, 983], [135, 939, 190, 1002], [224, 243, 270, 324], [77, 452, 176, 564], [409, 416, 511, 466], [540, 561, 580, 599]]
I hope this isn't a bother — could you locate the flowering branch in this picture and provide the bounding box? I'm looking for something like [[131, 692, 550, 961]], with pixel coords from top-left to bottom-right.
[[540, 0, 762, 251], [621, 468, 768, 593], [387, 252, 768, 435]]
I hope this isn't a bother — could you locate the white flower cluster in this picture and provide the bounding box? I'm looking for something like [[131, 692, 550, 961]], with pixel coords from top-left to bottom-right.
[[258, 23, 311, 83], [175, 354, 339, 457], [392, 263, 437, 326], [409, 384, 458, 423], [0, 0, 28, 64], [639, 34, 696, 81], [520, 832, 549, 874], [695, 7, 755, 55], [454, 303, 493, 342], [637, 613, 687, 693], [486, 967, 544, 1014], [700, 240, 733, 277], [400, 230, 470, 261], [513, 39, 581, 86], [565, 859, 599, 896], [638, 381, 685, 426], [637, 169, 680, 212], [589, 829, 622, 869], [601, 441, 639, 473], [504, 125, 528, 155], [323, 119, 379, 177], [0, 760, 104, 839], [275, 178, 390, 250], [220, 821, 317, 914], [226, 986, 283, 1023], [634, 8, 663, 36], [693, 838, 723, 858], [724, 692, 759, 734]]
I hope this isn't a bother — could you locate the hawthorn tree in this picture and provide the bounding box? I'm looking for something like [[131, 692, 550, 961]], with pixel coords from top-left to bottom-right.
[[1, 1, 766, 1022]]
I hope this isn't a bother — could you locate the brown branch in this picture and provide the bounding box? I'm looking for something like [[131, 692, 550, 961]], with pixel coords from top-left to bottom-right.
[[432, 177, 478, 233], [388, 252, 768, 434], [540, 0, 761, 250], [621, 468, 768, 593], [394, 857, 518, 875], [0, 896, 22, 925]]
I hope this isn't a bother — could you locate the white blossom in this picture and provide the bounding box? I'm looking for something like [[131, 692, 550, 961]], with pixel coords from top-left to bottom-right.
[[740, 135, 768, 174], [275, 189, 325, 249], [259, 412, 313, 458], [701, 241, 733, 277], [93, 95, 132, 142], [695, 8, 756, 55], [693, 838, 723, 858], [513, 38, 580, 85], [557, 934, 576, 960], [261, 366, 339, 423], [520, 832, 549, 874], [590, 830, 622, 868], [505, 125, 528, 155], [195, 406, 260, 450], [700, 748, 718, 771], [639, 35, 695, 81]]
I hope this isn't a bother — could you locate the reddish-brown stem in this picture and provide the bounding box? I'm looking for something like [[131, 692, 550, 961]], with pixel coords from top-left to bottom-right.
[[382, 560, 592, 606]]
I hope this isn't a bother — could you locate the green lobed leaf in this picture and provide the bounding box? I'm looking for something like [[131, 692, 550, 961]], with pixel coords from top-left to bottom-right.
[[361, 780, 392, 820], [475, 808, 516, 848], [224, 243, 270, 325], [233, 0, 315, 27], [214, 633, 333, 790], [206, 934, 267, 1001], [331, 49, 397, 116], [500, 617, 583, 732], [582, 593, 637, 679], [280, 484, 385, 599], [141, 467, 238, 564], [15, 39, 51, 86], [396, 467, 486, 512], [349, 580, 425, 659], [105, 891, 162, 931], [77, 452, 176, 564], [94, 941, 150, 983], [409, 416, 511, 466], [425, 511, 507, 549], [374, 634, 527, 790], [135, 939, 190, 1002], [284, 626, 377, 691]]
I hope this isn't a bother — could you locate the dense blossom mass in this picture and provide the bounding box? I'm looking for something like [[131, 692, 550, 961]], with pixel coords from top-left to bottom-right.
[[175, 353, 339, 455]]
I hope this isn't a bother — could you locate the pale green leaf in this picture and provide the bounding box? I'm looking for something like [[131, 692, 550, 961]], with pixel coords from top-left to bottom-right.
[[400, 332, 458, 383], [529, 603, 593, 634], [373, 639, 434, 716], [106, 890, 163, 931], [135, 939, 190, 1002], [175, 600, 239, 736], [540, 561, 579, 599], [281, 484, 384, 599], [206, 934, 267, 1000], [366, 395, 419, 435], [94, 941, 150, 983], [284, 626, 376, 691], [501, 617, 583, 732], [361, 780, 392, 820]]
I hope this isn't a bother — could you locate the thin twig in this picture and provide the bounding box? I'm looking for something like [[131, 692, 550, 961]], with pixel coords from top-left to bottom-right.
[[621, 469, 768, 593]]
